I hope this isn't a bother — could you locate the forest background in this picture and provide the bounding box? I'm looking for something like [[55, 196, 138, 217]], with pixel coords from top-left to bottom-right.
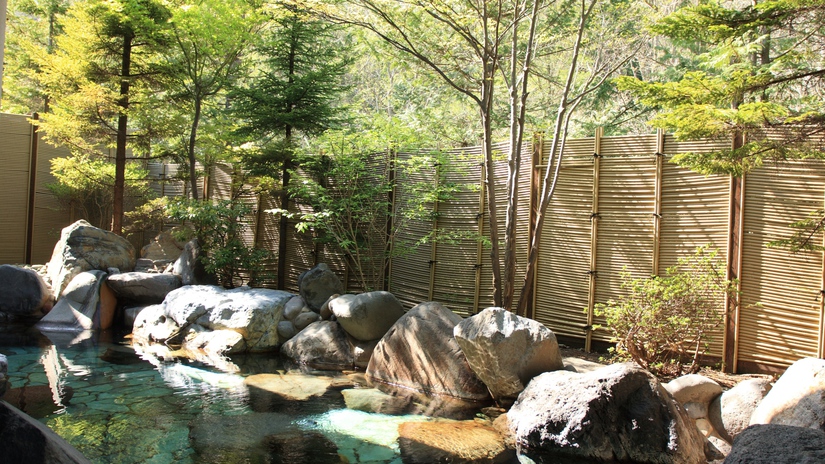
[[0, 0, 823, 314]]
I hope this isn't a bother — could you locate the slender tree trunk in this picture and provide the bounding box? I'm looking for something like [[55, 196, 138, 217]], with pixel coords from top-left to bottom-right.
[[188, 96, 202, 200], [113, 34, 133, 235], [277, 20, 298, 290], [481, 63, 502, 307], [517, 0, 592, 315]]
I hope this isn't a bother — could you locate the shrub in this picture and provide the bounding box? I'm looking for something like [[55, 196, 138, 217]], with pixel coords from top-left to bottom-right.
[[593, 246, 737, 376], [166, 198, 271, 288]]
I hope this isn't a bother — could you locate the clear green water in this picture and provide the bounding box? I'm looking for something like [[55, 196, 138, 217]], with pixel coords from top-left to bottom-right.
[[1, 327, 488, 464]]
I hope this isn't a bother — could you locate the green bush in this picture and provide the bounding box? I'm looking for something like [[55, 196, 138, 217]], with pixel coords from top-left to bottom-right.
[[166, 198, 271, 288], [593, 246, 737, 377]]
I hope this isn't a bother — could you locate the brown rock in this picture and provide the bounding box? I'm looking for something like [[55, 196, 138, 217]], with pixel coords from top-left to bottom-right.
[[366, 301, 490, 401], [398, 419, 516, 464]]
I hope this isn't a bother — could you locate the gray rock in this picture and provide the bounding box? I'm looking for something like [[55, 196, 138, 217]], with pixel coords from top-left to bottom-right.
[[280, 321, 355, 370], [665, 374, 723, 406], [172, 239, 217, 286], [320, 294, 338, 320], [277, 320, 297, 340], [709, 378, 773, 442], [46, 220, 136, 296], [106, 272, 182, 304], [725, 424, 825, 464], [750, 357, 825, 429], [508, 363, 706, 464], [37, 271, 117, 331], [330, 291, 405, 342], [454, 306, 564, 401], [366, 301, 490, 401], [131, 286, 293, 355], [124, 305, 153, 329], [0, 265, 53, 316], [141, 230, 185, 262], [283, 296, 306, 321], [299, 263, 344, 311], [294, 311, 321, 331], [0, 401, 91, 463], [351, 337, 378, 369]]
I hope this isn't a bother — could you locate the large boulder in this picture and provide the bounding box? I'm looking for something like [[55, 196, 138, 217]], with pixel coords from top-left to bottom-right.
[[46, 220, 136, 296], [508, 363, 706, 464], [131, 285, 293, 355], [298, 263, 344, 311], [329, 291, 405, 342], [453, 307, 564, 401], [709, 378, 773, 442], [750, 357, 825, 430], [36, 271, 117, 331], [106, 272, 182, 304], [0, 265, 53, 318], [280, 321, 355, 370], [725, 424, 825, 464], [366, 301, 490, 401], [172, 239, 217, 286]]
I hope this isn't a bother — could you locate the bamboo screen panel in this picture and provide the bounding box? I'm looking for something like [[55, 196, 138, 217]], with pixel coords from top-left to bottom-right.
[[592, 138, 658, 342], [0, 115, 34, 264], [658, 158, 730, 357], [532, 151, 593, 338], [738, 162, 825, 368], [389, 151, 436, 310], [431, 150, 485, 316], [32, 140, 74, 264]]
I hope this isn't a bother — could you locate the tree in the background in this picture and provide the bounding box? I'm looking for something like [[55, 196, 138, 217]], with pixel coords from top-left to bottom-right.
[[37, 0, 171, 234], [2, 0, 72, 113], [318, 0, 642, 312], [231, 2, 351, 288], [617, 0, 825, 252], [617, 0, 825, 176], [161, 0, 260, 200]]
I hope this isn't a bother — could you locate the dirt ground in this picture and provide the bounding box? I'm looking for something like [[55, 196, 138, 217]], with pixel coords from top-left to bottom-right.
[[558, 345, 775, 389]]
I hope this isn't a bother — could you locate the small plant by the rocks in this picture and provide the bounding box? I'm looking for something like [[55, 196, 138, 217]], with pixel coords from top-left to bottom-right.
[[593, 246, 736, 377], [166, 198, 272, 288]]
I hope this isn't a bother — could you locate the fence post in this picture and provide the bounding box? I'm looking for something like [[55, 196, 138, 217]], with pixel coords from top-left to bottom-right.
[[25, 113, 40, 265], [474, 162, 486, 313], [526, 133, 543, 320], [652, 129, 665, 276], [723, 131, 746, 373], [428, 162, 440, 301], [384, 149, 396, 292], [585, 127, 603, 352], [819, 190, 825, 358]]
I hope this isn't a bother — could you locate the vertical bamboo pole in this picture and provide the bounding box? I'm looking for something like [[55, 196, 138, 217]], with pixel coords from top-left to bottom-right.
[[652, 129, 665, 276], [819, 187, 825, 357], [586, 127, 603, 352], [528, 133, 543, 320], [474, 162, 486, 313], [385, 149, 397, 292], [724, 132, 746, 373], [428, 162, 440, 301], [25, 113, 39, 264]]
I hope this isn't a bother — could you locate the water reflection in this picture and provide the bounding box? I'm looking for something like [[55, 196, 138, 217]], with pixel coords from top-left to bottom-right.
[[1, 326, 501, 464]]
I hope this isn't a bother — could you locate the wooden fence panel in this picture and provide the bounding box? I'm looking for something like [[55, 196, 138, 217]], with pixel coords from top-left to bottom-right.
[[738, 162, 825, 371]]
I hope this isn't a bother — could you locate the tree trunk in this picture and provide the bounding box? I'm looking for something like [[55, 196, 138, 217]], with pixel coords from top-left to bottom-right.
[[188, 96, 202, 200], [112, 33, 133, 235], [481, 64, 502, 308]]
